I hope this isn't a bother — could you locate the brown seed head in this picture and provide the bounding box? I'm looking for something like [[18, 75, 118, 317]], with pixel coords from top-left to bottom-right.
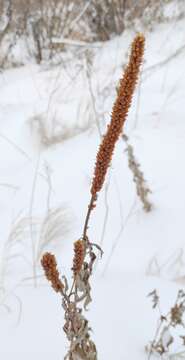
[[91, 34, 145, 202], [72, 240, 85, 276], [41, 252, 64, 293]]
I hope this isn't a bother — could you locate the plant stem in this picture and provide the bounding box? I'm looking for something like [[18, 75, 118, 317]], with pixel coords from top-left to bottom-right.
[[82, 196, 95, 240]]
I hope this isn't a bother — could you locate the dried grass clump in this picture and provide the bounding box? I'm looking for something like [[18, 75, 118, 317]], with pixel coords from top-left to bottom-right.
[[147, 289, 185, 359], [41, 34, 145, 360], [30, 113, 93, 148], [123, 134, 152, 212], [86, 0, 181, 42]]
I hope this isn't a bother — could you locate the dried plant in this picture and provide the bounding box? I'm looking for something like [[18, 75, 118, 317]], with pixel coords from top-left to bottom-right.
[[0, 0, 183, 67], [122, 134, 152, 212], [0, 215, 33, 322], [42, 242, 102, 360], [85, 0, 178, 42], [147, 289, 185, 359], [0, 216, 36, 289], [146, 249, 185, 282], [36, 206, 72, 262], [0, 205, 71, 288], [41, 253, 64, 293], [72, 240, 85, 276], [41, 33, 145, 360], [30, 111, 93, 148], [91, 33, 145, 204]]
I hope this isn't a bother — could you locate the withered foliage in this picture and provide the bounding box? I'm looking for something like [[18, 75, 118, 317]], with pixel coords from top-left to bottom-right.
[[41, 34, 145, 360], [123, 134, 152, 212], [147, 289, 185, 359], [42, 240, 102, 360]]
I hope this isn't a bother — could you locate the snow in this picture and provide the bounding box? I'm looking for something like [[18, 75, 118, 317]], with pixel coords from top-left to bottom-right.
[[0, 15, 185, 360]]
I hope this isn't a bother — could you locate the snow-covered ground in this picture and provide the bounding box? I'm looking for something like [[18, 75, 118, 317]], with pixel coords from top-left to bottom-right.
[[0, 16, 185, 360]]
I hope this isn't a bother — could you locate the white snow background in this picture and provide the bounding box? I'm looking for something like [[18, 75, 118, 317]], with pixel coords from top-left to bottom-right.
[[0, 9, 185, 360]]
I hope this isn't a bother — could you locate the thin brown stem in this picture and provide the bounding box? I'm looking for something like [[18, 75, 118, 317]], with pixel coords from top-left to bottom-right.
[[69, 279, 75, 298], [82, 196, 95, 240]]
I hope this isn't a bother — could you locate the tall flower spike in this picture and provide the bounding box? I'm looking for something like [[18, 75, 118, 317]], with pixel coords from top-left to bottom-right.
[[41, 252, 64, 293], [72, 239, 85, 276], [91, 33, 145, 203]]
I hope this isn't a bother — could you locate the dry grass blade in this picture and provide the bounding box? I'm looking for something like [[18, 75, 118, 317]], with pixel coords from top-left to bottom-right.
[[30, 106, 93, 147], [36, 206, 72, 262], [0, 215, 39, 288]]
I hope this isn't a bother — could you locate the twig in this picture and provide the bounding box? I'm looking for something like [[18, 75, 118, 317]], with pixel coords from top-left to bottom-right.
[[52, 38, 101, 49], [143, 44, 185, 80], [99, 181, 109, 248], [102, 197, 137, 275], [82, 196, 95, 240], [29, 154, 41, 287]]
